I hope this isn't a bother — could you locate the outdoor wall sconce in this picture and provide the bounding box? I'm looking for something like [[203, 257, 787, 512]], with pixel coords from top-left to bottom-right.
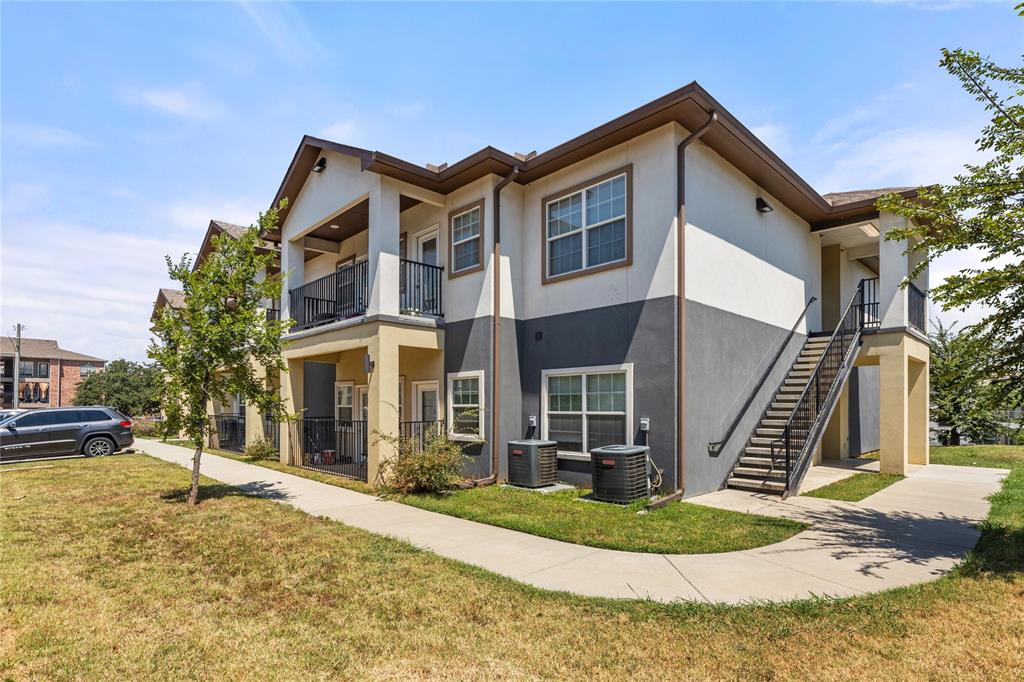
[[312, 157, 327, 173], [756, 197, 774, 213], [362, 353, 374, 374]]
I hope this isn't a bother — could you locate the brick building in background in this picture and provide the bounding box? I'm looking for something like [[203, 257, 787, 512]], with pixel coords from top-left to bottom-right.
[[0, 337, 106, 409]]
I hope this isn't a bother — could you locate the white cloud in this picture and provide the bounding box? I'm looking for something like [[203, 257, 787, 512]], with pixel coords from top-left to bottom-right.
[[165, 196, 264, 234], [2, 182, 53, 215], [813, 125, 980, 193], [237, 0, 328, 65], [319, 119, 361, 143], [122, 82, 223, 119], [4, 123, 98, 148], [750, 123, 791, 157], [0, 219, 194, 362]]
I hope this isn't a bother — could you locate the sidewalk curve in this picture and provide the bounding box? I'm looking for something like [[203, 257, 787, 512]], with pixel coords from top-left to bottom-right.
[[140, 440, 1006, 604]]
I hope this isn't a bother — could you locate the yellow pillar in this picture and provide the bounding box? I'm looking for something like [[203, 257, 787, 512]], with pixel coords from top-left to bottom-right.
[[279, 358, 304, 465], [821, 382, 849, 460], [878, 348, 909, 475], [367, 329, 400, 485], [908, 358, 929, 465], [244, 361, 266, 447]]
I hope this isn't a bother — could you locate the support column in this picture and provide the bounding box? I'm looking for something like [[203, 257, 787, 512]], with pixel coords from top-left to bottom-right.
[[821, 382, 849, 460], [367, 179, 401, 318], [366, 328, 400, 485], [908, 358, 929, 465], [878, 347, 909, 475], [879, 212, 909, 330], [244, 361, 266, 447], [281, 236, 305, 323], [279, 358, 304, 465]]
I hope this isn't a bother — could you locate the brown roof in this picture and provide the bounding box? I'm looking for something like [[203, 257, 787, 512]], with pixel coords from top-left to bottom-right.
[[822, 187, 918, 206], [157, 288, 185, 309], [0, 337, 105, 363], [193, 219, 279, 272], [269, 81, 926, 233]]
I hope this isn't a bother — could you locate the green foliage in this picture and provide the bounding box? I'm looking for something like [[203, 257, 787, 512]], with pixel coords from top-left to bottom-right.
[[243, 437, 279, 461], [876, 42, 1024, 402], [132, 420, 160, 438], [930, 321, 1006, 445], [73, 359, 162, 417], [148, 200, 292, 504], [376, 429, 468, 494]]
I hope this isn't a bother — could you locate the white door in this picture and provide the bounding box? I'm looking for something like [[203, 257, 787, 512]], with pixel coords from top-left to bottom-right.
[[414, 228, 440, 313], [355, 386, 368, 422], [413, 381, 439, 423]]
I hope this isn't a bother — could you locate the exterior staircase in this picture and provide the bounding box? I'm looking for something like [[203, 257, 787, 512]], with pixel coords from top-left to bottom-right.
[[726, 336, 832, 494]]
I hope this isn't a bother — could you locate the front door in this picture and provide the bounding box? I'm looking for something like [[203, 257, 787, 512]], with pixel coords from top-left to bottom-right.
[[415, 228, 440, 313], [413, 381, 439, 423]]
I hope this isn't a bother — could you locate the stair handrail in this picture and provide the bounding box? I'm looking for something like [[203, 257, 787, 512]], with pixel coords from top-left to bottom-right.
[[708, 296, 817, 455], [770, 279, 870, 494]]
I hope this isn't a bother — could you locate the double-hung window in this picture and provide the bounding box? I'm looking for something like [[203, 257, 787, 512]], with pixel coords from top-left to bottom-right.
[[447, 370, 484, 439], [449, 200, 484, 276], [544, 167, 630, 281], [335, 382, 353, 422], [543, 365, 632, 456]]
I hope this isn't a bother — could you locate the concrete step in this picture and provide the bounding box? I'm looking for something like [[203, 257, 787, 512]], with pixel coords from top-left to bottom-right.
[[738, 455, 777, 468], [732, 466, 786, 480], [778, 385, 805, 394], [760, 418, 788, 428], [783, 378, 810, 386], [727, 477, 785, 494], [744, 445, 775, 456], [756, 427, 785, 437], [766, 409, 792, 418], [749, 436, 780, 447]]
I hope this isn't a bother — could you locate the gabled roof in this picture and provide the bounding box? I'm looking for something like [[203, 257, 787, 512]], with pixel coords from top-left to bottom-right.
[[193, 219, 279, 271], [151, 288, 185, 323], [822, 187, 918, 206], [269, 81, 926, 232], [0, 337, 105, 363]]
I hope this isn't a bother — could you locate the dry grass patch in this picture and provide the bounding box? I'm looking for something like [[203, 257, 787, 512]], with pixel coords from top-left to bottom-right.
[[1, 450, 1023, 680]]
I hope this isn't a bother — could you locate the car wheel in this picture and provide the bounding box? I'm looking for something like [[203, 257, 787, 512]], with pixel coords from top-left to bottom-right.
[[83, 437, 115, 457]]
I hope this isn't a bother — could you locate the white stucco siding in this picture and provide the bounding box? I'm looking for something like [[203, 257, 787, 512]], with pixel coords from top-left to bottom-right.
[[842, 257, 877, 310], [517, 124, 679, 321], [684, 141, 821, 333], [280, 150, 377, 243], [443, 177, 495, 323]]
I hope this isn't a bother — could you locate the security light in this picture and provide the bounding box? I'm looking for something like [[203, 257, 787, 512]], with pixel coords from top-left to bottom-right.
[[312, 157, 327, 173], [756, 197, 774, 213]]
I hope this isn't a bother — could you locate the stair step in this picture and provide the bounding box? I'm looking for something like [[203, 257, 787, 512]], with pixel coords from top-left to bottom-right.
[[760, 419, 788, 427], [783, 378, 809, 386], [727, 477, 785, 494], [778, 385, 804, 394], [738, 455, 777, 468], [805, 338, 831, 346], [756, 428, 784, 437], [744, 445, 775, 456], [766, 409, 791, 418], [732, 466, 786, 480], [749, 436, 780, 446]]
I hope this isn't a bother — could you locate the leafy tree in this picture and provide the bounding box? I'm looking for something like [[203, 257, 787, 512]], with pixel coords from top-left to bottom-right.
[[73, 359, 163, 416], [877, 43, 1024, 403], [929, 321, 1004, 445], [149, 201, 290, 505]]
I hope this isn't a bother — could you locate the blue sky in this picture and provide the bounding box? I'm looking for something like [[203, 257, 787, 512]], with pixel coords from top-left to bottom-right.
[[1, 1, 1017, 361]]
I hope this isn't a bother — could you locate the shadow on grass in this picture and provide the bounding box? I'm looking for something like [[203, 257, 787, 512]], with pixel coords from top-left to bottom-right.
[[160, 480, 293, 504], [958, 520, 1024, 577]]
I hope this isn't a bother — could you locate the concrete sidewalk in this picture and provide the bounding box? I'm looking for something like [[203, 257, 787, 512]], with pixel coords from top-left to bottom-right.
[[140, 440, 1007, 604]]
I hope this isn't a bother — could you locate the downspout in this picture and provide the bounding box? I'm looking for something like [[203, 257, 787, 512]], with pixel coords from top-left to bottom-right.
[[649, 110, 717, 509], [463, 165, 520, 488]]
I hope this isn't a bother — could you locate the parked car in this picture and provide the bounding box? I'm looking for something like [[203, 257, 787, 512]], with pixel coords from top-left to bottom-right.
[[0, 409, 27, 423], [0, 407, 134, 462]]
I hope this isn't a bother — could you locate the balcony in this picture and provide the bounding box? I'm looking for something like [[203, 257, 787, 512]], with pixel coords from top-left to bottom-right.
[[288, 258, 443, 332], [908, 283, 927, 334]]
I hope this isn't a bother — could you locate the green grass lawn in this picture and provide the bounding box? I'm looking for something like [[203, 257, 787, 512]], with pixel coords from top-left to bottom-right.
[[1, 446, 1023, 679], [803, 472, 905, 502], [395, 485, 805, 554], [146, 437, 801, 554]]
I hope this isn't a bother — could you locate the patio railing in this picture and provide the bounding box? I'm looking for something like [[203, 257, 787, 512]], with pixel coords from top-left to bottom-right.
[[299, 418, 368, 482], [210, 413, 245, 453], [289, 261, 368, 331], [399, 419, 445, 452], [908, 282, 927, 334], [399, 259, 444, 316]]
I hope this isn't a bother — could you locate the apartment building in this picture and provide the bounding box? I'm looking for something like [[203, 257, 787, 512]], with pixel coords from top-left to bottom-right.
[[0, 337, 105, 409], [159, 82, 929, 498]]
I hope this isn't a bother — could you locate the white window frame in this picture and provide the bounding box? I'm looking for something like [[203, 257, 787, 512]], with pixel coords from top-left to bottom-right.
[[450, 205, 482, 273], [412, 379, 441, 422], [334, 381, 354, 422], [544, 172, 628, 280], [447, 369, 485, 441], [540, 363, 633, 461]]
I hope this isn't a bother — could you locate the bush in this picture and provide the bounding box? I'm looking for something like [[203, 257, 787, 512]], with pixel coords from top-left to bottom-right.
[[244, 437, 279, 461], [377, 430, 468, 494], [133, 420, 160, 438]]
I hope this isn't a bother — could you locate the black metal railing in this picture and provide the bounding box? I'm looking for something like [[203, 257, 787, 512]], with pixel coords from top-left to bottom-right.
[[771, 279, 872, 494], [210, 413, 245, 453], [399, 419, 445, 452], [288, 261, 368, 331], [262, 413, 280, 451], [265, 306, 281, 322], [908, 282, 926, 333], [861, 277, 881, 329], [399, 259, 444, 316], [709, 297, 817, 455], [299, 418, 368, 482]]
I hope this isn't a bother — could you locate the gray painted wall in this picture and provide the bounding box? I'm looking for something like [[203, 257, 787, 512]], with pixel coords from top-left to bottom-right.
[[517, 296, 677, 489], [684, 300, 807, 497], [303, 361, 336, 419], [848, 366, 880, 455]]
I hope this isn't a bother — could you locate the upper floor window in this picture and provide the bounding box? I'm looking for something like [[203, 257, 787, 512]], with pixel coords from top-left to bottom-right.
[[18, 360, 34, 378], [543, 166, 632, 283], [449, 200, 484, 277], [36, 362, 49, 379], [80, 363, 99, 377]]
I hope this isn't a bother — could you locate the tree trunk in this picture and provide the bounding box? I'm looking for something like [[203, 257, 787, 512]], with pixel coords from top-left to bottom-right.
[[188, 444, 203, 505]]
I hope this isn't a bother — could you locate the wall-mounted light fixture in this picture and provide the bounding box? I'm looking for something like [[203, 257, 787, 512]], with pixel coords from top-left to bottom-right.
[[755, 197, 774, 214], [312, 157, 327, 173], [362, 353, 374, 374]]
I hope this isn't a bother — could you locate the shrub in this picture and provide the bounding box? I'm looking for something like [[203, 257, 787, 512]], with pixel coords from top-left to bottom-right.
[[133, 420, 160, 438], [376, 430, 468, 494], [244, 437, 279, 461]]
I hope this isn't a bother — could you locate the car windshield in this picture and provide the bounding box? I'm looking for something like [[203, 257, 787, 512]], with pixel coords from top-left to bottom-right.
[[0, 413, 19, 426]]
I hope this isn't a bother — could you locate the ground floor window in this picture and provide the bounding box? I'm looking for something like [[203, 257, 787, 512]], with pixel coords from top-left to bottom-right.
[[447, 370, 484, 439], [542, 365, 632, 456]]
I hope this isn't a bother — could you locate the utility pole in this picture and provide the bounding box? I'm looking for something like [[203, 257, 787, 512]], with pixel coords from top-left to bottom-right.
[[11, 323, 23, 409]]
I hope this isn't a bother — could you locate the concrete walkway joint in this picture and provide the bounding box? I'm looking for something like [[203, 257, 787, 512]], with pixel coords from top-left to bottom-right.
[[140, 440, 1006, 604]]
